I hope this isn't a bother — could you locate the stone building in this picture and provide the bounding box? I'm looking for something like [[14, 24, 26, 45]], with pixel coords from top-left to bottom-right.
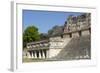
[[63, 13, 91, 33], [23, 13, 91, 61], [23, 40, 49, 59]]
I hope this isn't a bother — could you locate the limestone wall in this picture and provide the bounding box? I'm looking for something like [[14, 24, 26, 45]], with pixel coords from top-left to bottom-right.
[[72, 32, 79, 37], [49, 36, 64, 49], [49, 36, 72, 49], [49, 35, 72, 58], [82, 30, 90, 36], [49, 48, 62, 58], [49, 28, 90, 58]]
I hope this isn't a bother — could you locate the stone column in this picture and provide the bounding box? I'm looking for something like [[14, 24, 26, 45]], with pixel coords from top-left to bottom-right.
[[44, 50, 47, 58], [28, 51, 31, 58], [31, 51, 34, 58], [34, 50, 37, 59], [31, 51, 33, 58], [46, 50, 49, 58], [39, 50, 41, 59], [42, 50, 45, 59]]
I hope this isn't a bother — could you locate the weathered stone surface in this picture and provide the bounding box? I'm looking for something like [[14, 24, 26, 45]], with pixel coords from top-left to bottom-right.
[[52, 35, 91, 60]]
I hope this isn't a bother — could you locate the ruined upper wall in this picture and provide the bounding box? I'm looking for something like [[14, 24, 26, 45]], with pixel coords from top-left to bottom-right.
[[63, 13, 91, 33]]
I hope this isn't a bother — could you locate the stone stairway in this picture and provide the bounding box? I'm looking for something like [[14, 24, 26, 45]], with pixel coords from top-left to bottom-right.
[[52, 35, 91, 60], [62, 38, 72, 48]]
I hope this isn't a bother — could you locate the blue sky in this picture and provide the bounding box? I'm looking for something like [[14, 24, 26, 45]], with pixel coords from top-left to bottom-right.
[[23, 10, 84, 33]]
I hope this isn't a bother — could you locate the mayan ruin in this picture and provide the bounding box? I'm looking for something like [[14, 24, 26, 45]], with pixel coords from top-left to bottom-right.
[[23, 13, 91, 62]]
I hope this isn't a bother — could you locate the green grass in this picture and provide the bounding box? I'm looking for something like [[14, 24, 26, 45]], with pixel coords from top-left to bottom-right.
[[23, 58, 50, 62], [22, 57, 91, 63]]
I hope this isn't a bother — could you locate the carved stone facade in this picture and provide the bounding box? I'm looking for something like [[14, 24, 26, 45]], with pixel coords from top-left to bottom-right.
[[24, 40, 49, 59], [64, 13, 91, 33]]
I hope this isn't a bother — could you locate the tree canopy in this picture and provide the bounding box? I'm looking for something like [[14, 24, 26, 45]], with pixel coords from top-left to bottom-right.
[[40, 33, 49, 40], [48, 25, 63, 36], [23, 26, 40, 48]]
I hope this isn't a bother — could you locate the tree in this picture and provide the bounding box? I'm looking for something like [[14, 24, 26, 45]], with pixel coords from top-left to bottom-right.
[[48, 25, 63, 36], [48, 25, 58, 36], [23, 25, 40, 48], [40, 33, 49, 40]]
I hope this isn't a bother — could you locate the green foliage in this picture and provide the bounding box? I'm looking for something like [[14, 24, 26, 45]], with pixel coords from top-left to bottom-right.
[[48, 25, 63, 36], [48, 25, 59, 36], [23, 26, 40, 48], [40, 33, 49, 40]]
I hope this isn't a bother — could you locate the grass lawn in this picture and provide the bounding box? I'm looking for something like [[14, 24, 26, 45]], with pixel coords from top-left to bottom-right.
[[22, 58, 53, 62]]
